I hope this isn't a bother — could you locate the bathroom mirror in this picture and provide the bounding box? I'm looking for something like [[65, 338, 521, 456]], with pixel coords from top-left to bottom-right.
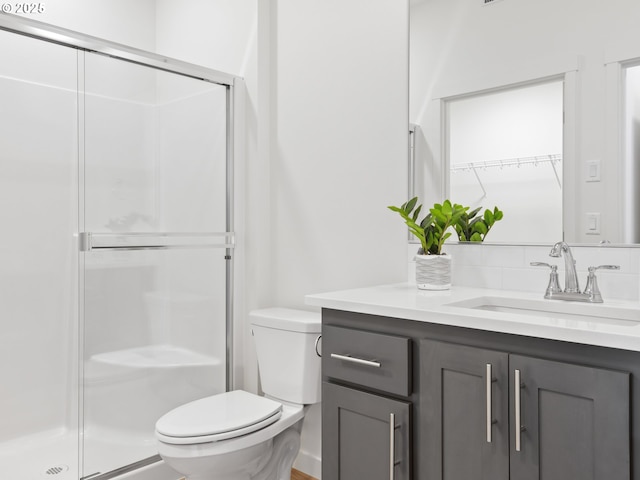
[[410, 0, 640, 245]]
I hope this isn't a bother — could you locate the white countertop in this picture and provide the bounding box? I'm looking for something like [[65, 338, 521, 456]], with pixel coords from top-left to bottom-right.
[[305, 283, 640, 352]]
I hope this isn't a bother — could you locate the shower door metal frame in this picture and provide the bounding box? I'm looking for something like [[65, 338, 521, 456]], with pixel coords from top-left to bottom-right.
[[0, 13, 238, 480]]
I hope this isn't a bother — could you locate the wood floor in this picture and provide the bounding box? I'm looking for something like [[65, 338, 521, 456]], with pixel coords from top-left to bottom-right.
[[291, 468, 317, 480]]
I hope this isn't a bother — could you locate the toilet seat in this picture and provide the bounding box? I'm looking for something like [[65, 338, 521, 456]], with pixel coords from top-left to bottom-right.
[[155, 390, 283, 445]]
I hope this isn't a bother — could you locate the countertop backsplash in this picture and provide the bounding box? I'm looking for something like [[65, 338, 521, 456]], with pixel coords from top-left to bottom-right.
[[407, 243, 640, 302]]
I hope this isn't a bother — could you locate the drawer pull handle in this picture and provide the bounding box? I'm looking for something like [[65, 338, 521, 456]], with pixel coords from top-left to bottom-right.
[[389, 413, 396, 480], [486, 363, 493, 443], [515, 369, 526, 452], [330, 353, 382, 368]]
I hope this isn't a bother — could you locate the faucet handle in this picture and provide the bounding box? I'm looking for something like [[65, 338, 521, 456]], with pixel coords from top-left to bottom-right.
[[530, 262, 562, 296], [530, 262, 556, 269], [588, 265, 620, 272], [583, 265, 620, 303]]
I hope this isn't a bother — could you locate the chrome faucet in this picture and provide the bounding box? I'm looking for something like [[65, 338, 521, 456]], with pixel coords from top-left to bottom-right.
[[530, 241, 620, 303], [549, 241, 580, 293]]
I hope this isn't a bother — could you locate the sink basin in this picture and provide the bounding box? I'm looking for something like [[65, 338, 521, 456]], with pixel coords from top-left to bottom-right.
[[447, 296, 640, 327]]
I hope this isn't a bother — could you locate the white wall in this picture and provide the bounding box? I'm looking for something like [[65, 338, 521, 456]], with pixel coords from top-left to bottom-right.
[[269, 0, 408, 307], [155, 0, 256, 75], [258, 1, 409, 476], [410, 0, 640, 244]]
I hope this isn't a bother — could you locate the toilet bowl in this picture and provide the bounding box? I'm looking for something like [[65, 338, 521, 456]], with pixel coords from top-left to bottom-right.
[[155, 308, 321, 480]]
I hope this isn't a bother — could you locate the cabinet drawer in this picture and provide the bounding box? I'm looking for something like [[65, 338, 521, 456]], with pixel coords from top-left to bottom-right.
[[323, 325, 411, 396]]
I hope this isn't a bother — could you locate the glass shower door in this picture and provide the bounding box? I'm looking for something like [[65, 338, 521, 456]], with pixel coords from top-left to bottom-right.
[[81, 52, 230, 477]]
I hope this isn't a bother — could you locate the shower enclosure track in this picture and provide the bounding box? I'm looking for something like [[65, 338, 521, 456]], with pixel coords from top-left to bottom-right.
[[0, 13, 236, 85]]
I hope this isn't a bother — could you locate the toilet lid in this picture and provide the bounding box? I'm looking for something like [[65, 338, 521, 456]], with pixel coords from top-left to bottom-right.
[[156, 390, 283, 442]]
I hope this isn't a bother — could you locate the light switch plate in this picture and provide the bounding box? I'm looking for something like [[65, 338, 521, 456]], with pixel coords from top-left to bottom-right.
[[586, 160, 601, 182], [586, 212, 601, 235]]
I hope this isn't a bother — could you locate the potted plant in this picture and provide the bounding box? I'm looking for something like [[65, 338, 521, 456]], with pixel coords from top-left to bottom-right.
[[388, 198, 468, 290], [454, 206, 504, 242]]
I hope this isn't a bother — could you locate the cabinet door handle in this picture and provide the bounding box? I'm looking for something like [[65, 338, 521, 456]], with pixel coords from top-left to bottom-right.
[[486, 363, 493, 443], [330, 353, 382, 368], [389, 413, 395, 480], [515, 369, 523, 452]]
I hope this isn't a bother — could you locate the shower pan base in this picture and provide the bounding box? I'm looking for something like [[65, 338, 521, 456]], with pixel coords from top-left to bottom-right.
[[0, 428, 77, 480], [0, 428, 179, 480]]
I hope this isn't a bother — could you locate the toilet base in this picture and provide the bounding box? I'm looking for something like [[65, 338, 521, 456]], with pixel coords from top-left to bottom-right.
[[252, 427, 300, 480], [161, 425, 301, 480]]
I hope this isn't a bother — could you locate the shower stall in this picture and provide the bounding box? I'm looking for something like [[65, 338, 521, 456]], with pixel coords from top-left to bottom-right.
[[0, 15, 237, 480]]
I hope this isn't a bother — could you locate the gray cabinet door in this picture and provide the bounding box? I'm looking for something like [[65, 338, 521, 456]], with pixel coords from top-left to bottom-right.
[[323, 382, 411, 480], [510, 354, 630, 480], [420, 339, 509, 480]]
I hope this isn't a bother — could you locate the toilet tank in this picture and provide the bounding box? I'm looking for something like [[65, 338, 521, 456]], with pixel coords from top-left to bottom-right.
[[250, 308, 321, 405]]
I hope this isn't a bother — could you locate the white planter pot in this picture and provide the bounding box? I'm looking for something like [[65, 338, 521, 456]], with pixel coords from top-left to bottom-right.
[[414, 253, 451, 290]]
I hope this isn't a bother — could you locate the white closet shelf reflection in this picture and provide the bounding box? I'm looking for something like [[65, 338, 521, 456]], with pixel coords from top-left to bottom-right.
[[450, 154, 562, 192], [450, 154, 562, 173]]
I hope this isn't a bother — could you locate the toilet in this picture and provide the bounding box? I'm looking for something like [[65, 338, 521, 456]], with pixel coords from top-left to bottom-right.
[[155, 308, 321, 480]]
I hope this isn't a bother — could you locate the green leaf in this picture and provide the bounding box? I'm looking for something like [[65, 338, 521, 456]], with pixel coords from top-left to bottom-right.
[[404, 197, 418, 214], [412, 204, 423, 222], [420, 213, 433, 229], [450, 211, 466, 224], [470, 232, 482, 242], [467, 206, 482, 219], [426, 230, 434, 248], [474, 222, 488, 235], [484, 209, 494, 225], [442, 200, 452, 216], [431, 209, 447, 223], [494, 209, 504, 221]]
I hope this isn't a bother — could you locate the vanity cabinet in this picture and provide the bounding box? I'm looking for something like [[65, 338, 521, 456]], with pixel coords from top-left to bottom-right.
[[321, 309, 635, 480], [421, 339, 630, 480], [322, 325, 412, 480]]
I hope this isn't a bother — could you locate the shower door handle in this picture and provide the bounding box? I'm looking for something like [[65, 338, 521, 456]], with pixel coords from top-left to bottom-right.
[[79, 232, 235, 251]]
